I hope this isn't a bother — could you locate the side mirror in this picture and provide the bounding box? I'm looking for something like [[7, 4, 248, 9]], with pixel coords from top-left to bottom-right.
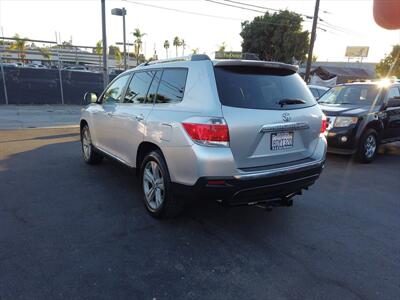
[[84, 92, 98, 104], [386, 97, 400, 108]]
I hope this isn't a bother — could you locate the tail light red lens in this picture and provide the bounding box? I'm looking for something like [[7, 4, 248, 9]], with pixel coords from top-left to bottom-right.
[[321, 118, 327, 133], [182, 122, 229, 147]]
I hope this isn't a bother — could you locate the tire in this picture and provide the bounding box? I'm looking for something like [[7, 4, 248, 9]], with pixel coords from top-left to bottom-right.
[[140, 150, 184, 219], [81, 124, 103, 165], [356, 128, 379, 163]]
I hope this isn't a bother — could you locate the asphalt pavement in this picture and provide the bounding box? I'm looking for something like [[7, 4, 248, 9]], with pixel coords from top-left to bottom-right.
[[0, 105, 81, 129], [0, 128, 399, 300]]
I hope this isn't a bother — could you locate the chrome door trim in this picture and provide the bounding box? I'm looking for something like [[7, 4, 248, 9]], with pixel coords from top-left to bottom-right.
[[259, 122, 310, 133]]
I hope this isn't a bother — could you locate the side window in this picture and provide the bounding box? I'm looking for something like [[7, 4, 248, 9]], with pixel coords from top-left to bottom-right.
[[387, 87, 400, 99], [124, 71, 155, 104], [155, 69, 188, 104], [147, 71, 162, 103], [102, 75, 130, 104], [310, 88, 319, 98]]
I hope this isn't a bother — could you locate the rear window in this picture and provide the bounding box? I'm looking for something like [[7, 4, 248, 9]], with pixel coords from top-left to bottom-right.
[[214, 66, 316, 110], [155, 68, 188, 104]]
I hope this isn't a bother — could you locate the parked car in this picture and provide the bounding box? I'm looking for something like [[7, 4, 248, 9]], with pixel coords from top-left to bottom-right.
[[109, 69, 124, 76], [319, 80, 400, 162], [26, 63, 46, 68], [80, 55, 327, 218], [308, 84, 329, 99], [2, 62, 23, 67], [63, 65, 89, 72]]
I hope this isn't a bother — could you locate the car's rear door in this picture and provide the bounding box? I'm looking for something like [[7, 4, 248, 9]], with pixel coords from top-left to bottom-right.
[[214, 62, 323, 169]]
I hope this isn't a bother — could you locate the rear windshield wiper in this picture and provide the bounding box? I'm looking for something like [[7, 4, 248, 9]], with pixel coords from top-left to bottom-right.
[[278, 98, 306, 107]]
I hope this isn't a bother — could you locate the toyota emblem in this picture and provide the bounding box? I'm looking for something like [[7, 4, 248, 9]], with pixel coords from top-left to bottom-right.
[[282, 113, 291, 122]]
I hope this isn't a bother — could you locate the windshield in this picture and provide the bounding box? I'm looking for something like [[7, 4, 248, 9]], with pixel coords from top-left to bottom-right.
[[319, 85, 382, 105], [214, 66, 316, 110]]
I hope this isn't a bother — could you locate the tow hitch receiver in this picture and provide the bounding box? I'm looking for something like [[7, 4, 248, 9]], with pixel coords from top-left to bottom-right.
[[253, 192, 297, 211]]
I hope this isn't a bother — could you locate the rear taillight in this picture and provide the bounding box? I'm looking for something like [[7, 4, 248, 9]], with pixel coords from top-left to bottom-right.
[[321, 117, 327, 133], [182, 117, 229, 147]]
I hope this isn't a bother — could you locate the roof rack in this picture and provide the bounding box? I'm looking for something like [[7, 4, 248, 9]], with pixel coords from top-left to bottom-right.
[[141, 54, 211, 67]]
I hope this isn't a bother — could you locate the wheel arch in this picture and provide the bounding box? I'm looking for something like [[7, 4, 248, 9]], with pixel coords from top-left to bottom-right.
[[136, 141, 168, 174], [80, 119, 88, 132], [356, 119, 384, 144], [363, 120, 384, 140]]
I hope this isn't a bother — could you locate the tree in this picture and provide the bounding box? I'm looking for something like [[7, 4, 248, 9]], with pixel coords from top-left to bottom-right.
[[132, 28, 146, 65], [240, 10, 310, 63], [312, 55, 318, 63], [173, 36, 182, 57], [94, 40, 103, 67], [109, 45, 122, 68], [191, 48, 199, 54], [108, 45, 119, 56], [181, 39, 186, 56], [218, 42, 227, 52], [38, 47, 51, 61], [376, 45, 400, 78], [9, 33, 28, 62], [163, 40, 170, 58], [61, 41, 73, 49], [115, 49, 122, 68]]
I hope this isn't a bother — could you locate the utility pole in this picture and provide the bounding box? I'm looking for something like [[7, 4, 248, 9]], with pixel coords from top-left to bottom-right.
[[101, 0, 108, 88], [122, 8, 127, 70], [305, 0, 320, 83]]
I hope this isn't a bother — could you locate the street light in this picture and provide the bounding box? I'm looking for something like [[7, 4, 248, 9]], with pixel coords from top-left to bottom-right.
[[111, 7, 127, 70]]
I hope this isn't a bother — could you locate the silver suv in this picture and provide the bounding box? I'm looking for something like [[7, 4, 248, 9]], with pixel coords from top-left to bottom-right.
[[81, 55, 327, 218]]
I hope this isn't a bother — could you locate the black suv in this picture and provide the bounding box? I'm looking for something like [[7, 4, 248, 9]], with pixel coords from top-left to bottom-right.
[[318, 81, 400, 162]]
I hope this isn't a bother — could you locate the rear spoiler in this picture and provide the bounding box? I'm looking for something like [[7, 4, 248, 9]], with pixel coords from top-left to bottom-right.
[[213, 60, 298, 73]]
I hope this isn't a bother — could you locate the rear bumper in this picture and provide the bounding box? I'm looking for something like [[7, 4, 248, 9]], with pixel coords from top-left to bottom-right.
[[171, 158, 325, 206]]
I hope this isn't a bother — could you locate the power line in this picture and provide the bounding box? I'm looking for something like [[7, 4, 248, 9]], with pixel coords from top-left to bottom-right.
[[122, 0, 243, 22], [224, 0, 281, 13], [213, 0, 353, 36], [204, 0, 265, 14], [124, 0, 308, 29], [222, 0, 313, 19]]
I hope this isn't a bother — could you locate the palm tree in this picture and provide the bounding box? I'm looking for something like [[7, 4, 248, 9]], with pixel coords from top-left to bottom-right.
[[94, 40, 103, 67], [218, 42, 227, 53], [39, 47, 51, 59], [191, 48, 199, 54], [9, 33, 28, 63], [114, 48, 122, 68], [38, 47, 51, 65], [132, 28, 146, 65], [181, 39, 186, 56], [173, 36, 181, 57], [163, 40, 170, 58]]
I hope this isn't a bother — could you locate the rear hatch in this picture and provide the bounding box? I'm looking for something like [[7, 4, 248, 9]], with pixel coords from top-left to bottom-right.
[[213, 61, 322, 169]]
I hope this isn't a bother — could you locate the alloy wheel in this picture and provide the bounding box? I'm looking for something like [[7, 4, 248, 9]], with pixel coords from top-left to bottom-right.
[[364, 134, 376, 159], [143, 161, 165, 210], [82, 127, 92, 160]]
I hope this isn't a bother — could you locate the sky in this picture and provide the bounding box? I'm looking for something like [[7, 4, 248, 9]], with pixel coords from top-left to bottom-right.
[[0, 0, 399, 63]]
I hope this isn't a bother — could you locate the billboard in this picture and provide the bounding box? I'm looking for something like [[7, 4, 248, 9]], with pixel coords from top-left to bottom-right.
[[345, 46, 369, 58]]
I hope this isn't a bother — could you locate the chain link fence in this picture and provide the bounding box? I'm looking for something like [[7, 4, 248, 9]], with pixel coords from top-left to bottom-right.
[[0, 36, 129, 105]]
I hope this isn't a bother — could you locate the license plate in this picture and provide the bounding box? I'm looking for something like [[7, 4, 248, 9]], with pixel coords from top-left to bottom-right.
[[271, 132, 294, 151]]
